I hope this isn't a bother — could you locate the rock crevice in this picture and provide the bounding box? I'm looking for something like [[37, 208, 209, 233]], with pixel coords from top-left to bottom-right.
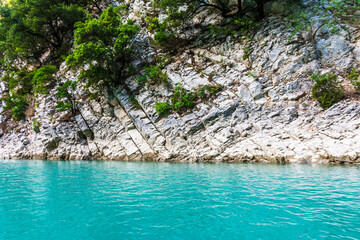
[[0, 13, 360, 164]]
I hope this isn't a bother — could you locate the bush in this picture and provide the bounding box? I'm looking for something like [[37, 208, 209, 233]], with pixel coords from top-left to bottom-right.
[[1, 65, 58, 120], [154, 83, 223, 115], [153, 0, 272, 20], [311, 72, 344, 109], [208, 16, 257, 40], [32, 65, 58, 94], [286, 0, 360, 42], [1, 68, 34, 120], [197, 84, 223, 99], [146, 16, 174, 47], [154, 102, 172, 116], [171, 83, 197, 112], [348, 68, 360, 93], [138, 64, 168, 84], [154, 31, 174, 47], [56, 80, 78, 113], [2, 68, 34, 95], [3, 93, 28, 120], [32, 118, 41, 133]]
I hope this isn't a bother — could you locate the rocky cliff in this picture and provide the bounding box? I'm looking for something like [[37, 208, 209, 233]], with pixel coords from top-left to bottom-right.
[[1, 1, 360, 164]]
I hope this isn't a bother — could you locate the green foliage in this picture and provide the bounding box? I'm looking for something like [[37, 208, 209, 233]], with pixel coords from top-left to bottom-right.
[[0, 2, 143, 121], [287, 10, 311, 39], [311, 71, 344, 109], [66, 6, 140, 90], [129, 95, 141, 109], [146, 17, 162, 32], [11, 96, 27, 120], [56, 80, 77, 113], [208, 16, 257, 40], [138, 65, 161, 83], [149, 0, 272, 53], [171, 83, 198, 112], [153, 0, 271, 20], [0, 0, 92, 120], [348, 68, 360, 92], [146, 16, 174, 46], [1, 68, 33, 120], [287, 0, 360, 42], [243, 46, 253, 60], [149, 1, 261, 53], [0, 0, 89, 65], [326, 0, 360, 19], [154, 101, 172, 116], [197, 84, 223, 98], [154, 83, 223, 115], [1, 65, 58, 120], [32, 65, 58, 94], [138, 59, 168, 84], [127, 65, 136, 76], [154, 31, 174, 47], [32, 118, 41, 133], [3, 93, 28, 120], [55, 101, 74, 112], [2, 68, 34, 95]]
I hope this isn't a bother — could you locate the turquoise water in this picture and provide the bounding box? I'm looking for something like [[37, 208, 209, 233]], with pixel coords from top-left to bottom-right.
[[1, 160, 360, 240]]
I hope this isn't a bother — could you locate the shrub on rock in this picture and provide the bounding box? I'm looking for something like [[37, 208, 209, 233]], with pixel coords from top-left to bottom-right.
[[311, 72, 344, 109]]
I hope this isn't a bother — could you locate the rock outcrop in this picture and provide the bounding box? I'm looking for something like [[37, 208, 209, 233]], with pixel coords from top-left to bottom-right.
[[1, 1, 360, 164]]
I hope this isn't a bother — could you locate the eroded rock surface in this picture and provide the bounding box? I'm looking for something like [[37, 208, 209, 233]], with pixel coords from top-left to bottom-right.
[[0, 3, 359, 164]]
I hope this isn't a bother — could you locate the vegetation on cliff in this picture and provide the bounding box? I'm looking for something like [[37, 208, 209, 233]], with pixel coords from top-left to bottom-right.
[[66, 5, 140, 94], [0, 0, 359, 121], [0, 0, 91, 119]]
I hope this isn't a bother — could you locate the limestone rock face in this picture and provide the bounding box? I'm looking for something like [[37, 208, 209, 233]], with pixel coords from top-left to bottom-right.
[[355, 39, 360, 64], [316, 34, 356, 74], [0, 3, 360, 164], [264, 0, 297, 16]]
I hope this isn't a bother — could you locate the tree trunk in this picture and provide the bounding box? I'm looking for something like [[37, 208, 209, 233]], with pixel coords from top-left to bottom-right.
[[256, 0, 265, 19], [237, 0, 242, 11]]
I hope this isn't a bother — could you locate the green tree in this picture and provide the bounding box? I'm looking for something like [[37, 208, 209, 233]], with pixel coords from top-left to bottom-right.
[[1, 68, 34, 120], [66, 6, 140, 92], [287, 0, 360, 43], [147, 0, 282, 49], [0, 0, 89, 66], [1, 65, 58, 120], [32, 65, 58, 94], [0, 0, 103, 121], [55, 80, 78, 113], [3, 93, 28, 120], [153, 0, 273, 20]]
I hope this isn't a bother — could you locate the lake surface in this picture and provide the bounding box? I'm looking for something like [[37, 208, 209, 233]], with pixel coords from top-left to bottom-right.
[[1, 160, 360, 240]]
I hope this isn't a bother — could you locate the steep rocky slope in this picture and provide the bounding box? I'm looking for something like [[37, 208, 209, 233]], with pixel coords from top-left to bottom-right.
[[0, 1, 360, 164]]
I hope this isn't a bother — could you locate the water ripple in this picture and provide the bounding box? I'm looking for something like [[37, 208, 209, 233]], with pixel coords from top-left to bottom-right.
[[1, 160, 360, 240]]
